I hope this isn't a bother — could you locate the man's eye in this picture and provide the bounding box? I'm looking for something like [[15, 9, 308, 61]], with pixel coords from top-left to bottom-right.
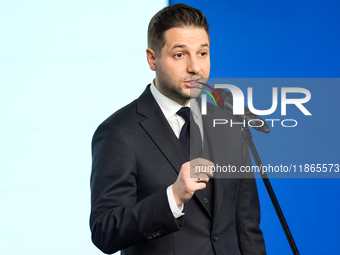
[[199, 52, 207, 57], [175, 53, 183, 58]]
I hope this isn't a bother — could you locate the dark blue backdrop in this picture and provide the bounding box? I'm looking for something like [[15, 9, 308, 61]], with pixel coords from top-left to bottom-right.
[[170, 1, 340, 254]]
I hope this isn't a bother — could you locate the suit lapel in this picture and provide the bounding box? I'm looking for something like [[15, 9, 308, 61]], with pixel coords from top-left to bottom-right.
[[137, 85, 187, 174]]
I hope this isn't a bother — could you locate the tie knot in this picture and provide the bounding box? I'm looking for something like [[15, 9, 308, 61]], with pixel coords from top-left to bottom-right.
[[177, 107, 191, 122]]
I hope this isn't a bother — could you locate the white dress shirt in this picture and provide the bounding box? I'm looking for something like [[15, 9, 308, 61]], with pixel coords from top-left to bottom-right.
[[150, 80, 204, 218]]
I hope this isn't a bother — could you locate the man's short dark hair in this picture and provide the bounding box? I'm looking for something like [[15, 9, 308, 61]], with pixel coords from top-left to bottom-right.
[[148, 3, 210, 56]]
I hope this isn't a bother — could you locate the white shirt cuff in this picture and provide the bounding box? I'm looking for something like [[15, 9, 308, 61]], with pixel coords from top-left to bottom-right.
[[166, 185, 185, 218]]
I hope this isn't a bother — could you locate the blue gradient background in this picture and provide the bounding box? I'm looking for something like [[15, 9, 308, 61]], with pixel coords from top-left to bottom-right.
[[170, 0, 340, 254]]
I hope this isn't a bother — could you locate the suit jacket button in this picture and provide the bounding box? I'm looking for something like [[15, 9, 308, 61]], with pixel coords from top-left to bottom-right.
[[212, 234, 218, 242], [204, 198, 210, 203]]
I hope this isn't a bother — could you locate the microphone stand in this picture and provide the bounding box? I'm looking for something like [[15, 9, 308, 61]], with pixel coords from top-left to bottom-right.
[[241, 123, 300, 255]]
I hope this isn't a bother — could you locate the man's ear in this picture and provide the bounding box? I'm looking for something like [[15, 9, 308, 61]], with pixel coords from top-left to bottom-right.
[[146, 48, 157, 71]]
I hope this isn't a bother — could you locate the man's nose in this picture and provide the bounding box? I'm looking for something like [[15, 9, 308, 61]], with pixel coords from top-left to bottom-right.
[[187, 56, 201, 74]]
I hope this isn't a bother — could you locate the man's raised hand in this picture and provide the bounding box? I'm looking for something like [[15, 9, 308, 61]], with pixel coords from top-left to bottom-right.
[[172, 158, 214, 207]]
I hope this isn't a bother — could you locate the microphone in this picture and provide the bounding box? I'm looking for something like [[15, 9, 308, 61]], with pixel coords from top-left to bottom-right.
[[213, 88, 270, 134]]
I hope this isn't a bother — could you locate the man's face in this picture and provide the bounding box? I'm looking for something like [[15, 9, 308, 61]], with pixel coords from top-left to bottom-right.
[[149, 26, 210, 106]]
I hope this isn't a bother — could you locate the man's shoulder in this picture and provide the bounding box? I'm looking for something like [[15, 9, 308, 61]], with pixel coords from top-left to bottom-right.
[[101, 99, 139, 126], [93, 85, 156, 134], [205, 100, 234, 119]]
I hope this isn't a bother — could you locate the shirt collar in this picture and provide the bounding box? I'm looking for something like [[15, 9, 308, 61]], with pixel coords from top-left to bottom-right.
[[150, 79, 201, 120]]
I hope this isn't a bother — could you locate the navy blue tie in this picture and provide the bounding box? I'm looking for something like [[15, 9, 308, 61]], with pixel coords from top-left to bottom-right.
[[177, 107, 203, 160]]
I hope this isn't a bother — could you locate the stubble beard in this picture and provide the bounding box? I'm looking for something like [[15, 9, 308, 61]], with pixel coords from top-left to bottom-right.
[[156, 66, 203, 105]]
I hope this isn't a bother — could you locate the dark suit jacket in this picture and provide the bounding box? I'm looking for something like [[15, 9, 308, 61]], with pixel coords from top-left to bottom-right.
[[90, 85, 266, 255]]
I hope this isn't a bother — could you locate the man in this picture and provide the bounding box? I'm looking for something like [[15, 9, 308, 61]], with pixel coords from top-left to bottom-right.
[[90, 3, 266, 255]]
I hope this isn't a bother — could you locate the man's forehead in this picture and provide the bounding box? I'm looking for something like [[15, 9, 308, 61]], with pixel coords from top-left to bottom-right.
[[163, 27, 210, 50]]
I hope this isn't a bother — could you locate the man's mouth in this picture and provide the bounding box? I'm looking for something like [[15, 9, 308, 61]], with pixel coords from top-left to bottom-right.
[[184, 78, 202, 88]]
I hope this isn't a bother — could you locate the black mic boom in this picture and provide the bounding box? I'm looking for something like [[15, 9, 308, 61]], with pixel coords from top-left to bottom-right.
[[213, 88, 270, 134]]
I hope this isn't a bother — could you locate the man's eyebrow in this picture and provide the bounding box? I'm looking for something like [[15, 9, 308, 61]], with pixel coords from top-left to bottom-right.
[[171, 44, 187, 50], [200, 43, 209, 48], [170, 43, 210, 51]]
